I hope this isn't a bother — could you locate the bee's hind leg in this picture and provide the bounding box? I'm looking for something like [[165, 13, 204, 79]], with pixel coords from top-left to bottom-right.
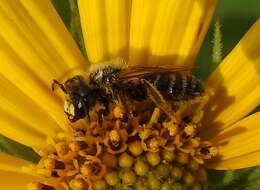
[[141, 79, 181, 123], [52, 79, 67, 93], [97, 100, 110, 125], [117, 92, 133, 121]]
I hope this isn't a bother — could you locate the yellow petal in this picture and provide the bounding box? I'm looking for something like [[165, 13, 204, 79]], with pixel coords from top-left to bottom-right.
[[0, 75, 53, 149], [0, 152, 35, 173], [0, 0, 85, 131], [201, 19, 260, 138], [129, 0, 217, 66], [206, 151, 260, 170], [206, 112, 260, 169], [0, 153, 38, 189], [78, 0, 131, 63], [0, 171, 39, 190]]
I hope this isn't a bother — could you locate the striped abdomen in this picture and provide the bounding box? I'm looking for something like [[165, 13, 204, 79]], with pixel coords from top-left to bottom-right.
[[145, 72, 204, 102]]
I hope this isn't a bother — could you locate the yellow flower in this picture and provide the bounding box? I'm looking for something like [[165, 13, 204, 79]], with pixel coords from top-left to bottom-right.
[[0, 0, 259, 189]]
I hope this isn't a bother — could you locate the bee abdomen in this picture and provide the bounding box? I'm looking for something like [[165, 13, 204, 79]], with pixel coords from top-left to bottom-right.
[[125, 82, 148, 101], [146, 73, 204, 102]]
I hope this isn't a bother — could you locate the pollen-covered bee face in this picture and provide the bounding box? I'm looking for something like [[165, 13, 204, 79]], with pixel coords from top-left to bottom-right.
[[64, 99, 86, 122], [61, 75, 97, 122]]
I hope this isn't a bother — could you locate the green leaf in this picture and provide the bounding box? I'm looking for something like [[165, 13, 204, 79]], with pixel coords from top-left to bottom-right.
[[208, 167, 260, 190], [0, 135, 40, 163]]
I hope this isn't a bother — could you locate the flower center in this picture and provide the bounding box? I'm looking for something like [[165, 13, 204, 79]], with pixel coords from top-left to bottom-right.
[[26, 99, 217, 190]]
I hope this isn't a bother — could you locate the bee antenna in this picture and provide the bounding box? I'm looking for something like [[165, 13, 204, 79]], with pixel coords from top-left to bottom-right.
[[52, 79, 67, 93]]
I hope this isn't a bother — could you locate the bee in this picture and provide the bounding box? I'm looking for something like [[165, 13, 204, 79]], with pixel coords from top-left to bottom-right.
[[52, 59, 204, 122]]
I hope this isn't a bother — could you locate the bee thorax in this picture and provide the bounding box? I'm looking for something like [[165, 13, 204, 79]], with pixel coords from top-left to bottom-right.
[[89, 66, 121, 86]]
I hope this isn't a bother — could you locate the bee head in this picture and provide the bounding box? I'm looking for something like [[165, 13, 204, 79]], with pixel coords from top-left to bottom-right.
[[64, 95, 95, 122], [63, 90, 96, 122], [63, 75, 96, 122]]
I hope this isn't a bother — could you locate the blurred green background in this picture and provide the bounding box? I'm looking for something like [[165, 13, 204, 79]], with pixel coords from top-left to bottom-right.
[[195, 0, 260, 80], [0, 0, 259, 189]]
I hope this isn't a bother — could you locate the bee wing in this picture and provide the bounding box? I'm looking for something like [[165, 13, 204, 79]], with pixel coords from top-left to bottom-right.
[[118, 65, 194, 80]]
